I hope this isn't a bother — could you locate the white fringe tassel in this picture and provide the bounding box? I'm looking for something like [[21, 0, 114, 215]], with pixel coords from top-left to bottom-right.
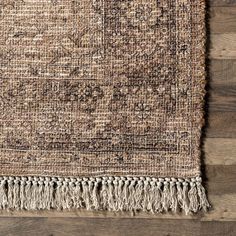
[[0, 176, 210, 214]]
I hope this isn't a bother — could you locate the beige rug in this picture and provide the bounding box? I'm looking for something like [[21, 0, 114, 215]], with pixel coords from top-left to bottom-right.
[[0, 0, 209, 213]]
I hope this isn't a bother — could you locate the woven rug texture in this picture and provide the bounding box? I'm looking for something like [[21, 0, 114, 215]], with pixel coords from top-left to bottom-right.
[[0, 0, 209, 213]]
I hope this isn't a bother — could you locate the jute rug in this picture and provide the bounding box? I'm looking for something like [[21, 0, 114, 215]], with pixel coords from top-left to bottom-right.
[[0, 0, 209, 213]]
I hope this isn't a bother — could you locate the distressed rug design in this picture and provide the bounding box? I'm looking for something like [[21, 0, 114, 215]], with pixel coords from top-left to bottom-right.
[[0, 0, 209, 213]]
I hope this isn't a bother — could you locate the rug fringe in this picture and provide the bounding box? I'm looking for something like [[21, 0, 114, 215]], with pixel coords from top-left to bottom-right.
[[0, 176, 210, 214]]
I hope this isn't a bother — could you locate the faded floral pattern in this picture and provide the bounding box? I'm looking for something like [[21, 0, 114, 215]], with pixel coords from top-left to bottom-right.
[[0, 0, 205, 178]]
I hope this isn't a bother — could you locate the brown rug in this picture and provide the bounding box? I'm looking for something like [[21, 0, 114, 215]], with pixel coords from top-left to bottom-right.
[[0, 0, 209, 213]]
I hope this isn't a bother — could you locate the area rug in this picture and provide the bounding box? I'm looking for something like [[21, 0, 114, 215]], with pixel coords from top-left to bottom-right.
[[0, 0, 209, 213]]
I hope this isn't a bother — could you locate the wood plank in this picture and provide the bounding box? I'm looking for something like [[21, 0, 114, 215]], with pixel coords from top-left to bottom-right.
[[0, 218, 200, 236], [206, 165, 236, 195], [208, 59, 236, 113], [208, 84, 236, 112], [209, 0, 236, 6], [210, 59, 236, 82], [203, 194, 236, 221], [0, 218, 235, 236], [210, 7, 236, 33], [210, 34, 236, 59], [206, 59, 236, 137], [208, 79, 236, 112], [204, 138, 236, 165], [206, 112, 236, 138], [201, 221, 236, 236]]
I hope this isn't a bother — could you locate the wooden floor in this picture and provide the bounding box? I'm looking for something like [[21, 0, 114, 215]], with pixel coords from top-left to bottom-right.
[[0, 1, 236, 235]]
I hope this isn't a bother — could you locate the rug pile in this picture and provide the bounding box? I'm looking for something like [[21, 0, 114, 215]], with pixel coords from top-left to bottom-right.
[[0, 0, 209, 213]]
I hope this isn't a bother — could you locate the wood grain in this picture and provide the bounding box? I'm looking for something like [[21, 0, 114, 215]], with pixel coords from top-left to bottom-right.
[[208, 60, 236, 113], [204, 138, 236, 165], [204, 194, 236, 221], [209, 0, 236, 6], [210, 34, 236, 59], [208, 86, 236, 112], [0, 218, 235, 236], [206, 112, 236, 138], [210, 7, 236, 33], [206, 165, 236, 195], [210, 59, 236, 82]]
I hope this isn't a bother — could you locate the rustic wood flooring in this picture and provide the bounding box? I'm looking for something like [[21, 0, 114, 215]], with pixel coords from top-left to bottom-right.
[[0, 1, 235, 235]]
